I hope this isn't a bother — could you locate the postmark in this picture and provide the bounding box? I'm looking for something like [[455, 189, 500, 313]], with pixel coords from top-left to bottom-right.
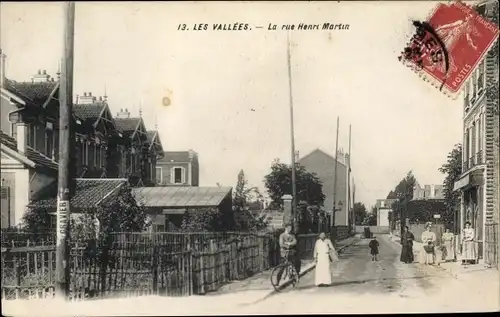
[[399, 1, 499, 98]]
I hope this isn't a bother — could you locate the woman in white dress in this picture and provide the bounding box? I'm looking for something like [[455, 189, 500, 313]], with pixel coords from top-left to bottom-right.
[[461, 221, 476, 266], [420, 222, 437, 265], [313, 232, 338, 286]]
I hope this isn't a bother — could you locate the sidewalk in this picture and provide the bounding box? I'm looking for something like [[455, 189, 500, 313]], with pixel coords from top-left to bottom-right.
[[210, 235, 360, 296]]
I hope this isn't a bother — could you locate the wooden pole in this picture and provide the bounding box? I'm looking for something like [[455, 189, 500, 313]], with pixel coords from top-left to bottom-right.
[[56, 1, 75, 300], [286, 32, 298, 234], [331, 116, 339, 242], [347, 125, 352, 233]]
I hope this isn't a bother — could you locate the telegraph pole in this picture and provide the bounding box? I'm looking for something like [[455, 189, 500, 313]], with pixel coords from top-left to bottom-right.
[[56, 1, 75, 300], [286, 32, 298, 234], [331, 116, 339, 242], [347, 125, 352, 234]]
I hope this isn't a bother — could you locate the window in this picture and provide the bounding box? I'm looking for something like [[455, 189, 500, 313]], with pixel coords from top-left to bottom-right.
[[171, 167, 184, 184], [27, 124, 36, 147], [96, 145, 101, 169], [478, 60, 485, 95], [464, 81, 470, 111], [471, 71, 477, 103], [45, 130, 54, 159], [156, 167, 163, 183], [10, 123, 16, 139], [82, 142, 88, 165]]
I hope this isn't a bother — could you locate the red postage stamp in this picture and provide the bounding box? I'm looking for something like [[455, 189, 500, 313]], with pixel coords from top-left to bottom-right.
[[399, 1, 499, 98]]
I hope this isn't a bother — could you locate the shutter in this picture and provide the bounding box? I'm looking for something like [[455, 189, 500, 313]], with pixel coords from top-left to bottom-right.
[[1, 187, 11, 228]]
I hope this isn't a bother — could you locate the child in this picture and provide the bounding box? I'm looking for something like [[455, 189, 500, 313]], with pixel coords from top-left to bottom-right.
[[369, 236, 379, 261]]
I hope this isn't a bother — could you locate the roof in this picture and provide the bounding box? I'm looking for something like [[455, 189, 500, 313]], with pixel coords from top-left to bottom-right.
[[114, 117, 140, 134], [147, 131, 156, 143], [132, 186, 232, 208], [29, 179, 127, 209], [158, 151, 192, 163], [298, 148, 347, 167], [73, 103, 106, 121], [0, 130, 58, 171], [4, 79, 58, 107]]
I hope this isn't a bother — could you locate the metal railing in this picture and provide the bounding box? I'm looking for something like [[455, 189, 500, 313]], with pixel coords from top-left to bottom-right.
[[462, 150, 484, 172]]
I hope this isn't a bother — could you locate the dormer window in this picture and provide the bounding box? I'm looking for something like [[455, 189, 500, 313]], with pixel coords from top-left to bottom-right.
[[171, 167, 185, 184]]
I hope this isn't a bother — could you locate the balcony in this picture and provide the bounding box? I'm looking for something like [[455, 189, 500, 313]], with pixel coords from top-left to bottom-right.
[[463, 150, 484, 172]]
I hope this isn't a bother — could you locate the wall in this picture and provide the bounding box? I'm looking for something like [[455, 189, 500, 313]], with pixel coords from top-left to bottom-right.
[[156, 161, 190, 186], [378, 208, 390, 227], [298, 151, 348, 226], [28, 170, 56, 200], [1, 96, 16, 135], [0, 172, 15, 227]]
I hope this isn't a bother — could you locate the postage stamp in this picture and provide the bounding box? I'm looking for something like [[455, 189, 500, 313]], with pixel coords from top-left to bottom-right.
[[399, 1, 499, 98]]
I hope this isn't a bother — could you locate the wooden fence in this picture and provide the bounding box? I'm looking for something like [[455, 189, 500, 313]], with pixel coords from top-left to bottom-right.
[[1, 231, 317, 300]]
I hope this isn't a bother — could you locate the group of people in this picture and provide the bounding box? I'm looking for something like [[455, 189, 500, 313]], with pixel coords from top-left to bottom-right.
[[276, 220, 478, 289], [277, 224, 339, 287], [399, 221, 477, 266]]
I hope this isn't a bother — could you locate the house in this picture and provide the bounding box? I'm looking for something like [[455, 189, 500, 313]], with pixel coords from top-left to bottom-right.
[[114, 108, 156, 186], [73, 93, 119, 179], [453, 0, 499, 268], [132, 186, 233, 232], [298, 148, 354, 227], [412, 182, 444, 200], [1, 61, 61, 227], [0, 51, 164, 227], [155, 150, 199, 186], [375, 199, 398, 229]]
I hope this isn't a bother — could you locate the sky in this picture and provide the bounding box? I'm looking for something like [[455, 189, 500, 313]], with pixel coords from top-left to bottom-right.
[[0, 1, 468, 208]]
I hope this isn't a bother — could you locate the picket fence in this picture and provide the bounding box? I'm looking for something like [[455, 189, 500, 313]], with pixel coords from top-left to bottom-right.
[[1, 231, 319, 300]]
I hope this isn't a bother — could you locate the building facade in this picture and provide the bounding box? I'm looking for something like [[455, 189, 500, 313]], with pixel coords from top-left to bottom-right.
[[453, 0, 499, 268], [298, 148, 354, 227], [0, 54, 164, 227], [155, 150, 199, 186], [375, 199, 398, 228]]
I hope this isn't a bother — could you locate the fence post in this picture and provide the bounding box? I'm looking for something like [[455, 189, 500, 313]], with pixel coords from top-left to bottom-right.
[[152, 244, 158, 294]]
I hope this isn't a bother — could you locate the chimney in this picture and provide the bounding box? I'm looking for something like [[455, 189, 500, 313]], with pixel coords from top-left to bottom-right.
[[32, 69, 51, 83], [78, 92, 96, 104], [0, 49, 6, 88], [116, 108, 131, 119], [16, 123, 28, 153], [188, 149, 196, 160]]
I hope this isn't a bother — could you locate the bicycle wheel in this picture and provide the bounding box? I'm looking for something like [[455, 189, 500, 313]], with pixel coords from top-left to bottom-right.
[[270, 264, 288, 291], [289, 265, 299, 288]]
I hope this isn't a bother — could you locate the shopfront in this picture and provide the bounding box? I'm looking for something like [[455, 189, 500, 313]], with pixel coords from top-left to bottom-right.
[[454, 170, 485, 260]]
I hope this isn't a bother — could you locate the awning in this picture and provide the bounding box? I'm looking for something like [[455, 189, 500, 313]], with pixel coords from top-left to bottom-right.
[[453, 172, 484, 192]]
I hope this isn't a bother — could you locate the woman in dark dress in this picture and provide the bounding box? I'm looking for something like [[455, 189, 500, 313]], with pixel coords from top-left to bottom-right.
[[400, 226, 415, 263]]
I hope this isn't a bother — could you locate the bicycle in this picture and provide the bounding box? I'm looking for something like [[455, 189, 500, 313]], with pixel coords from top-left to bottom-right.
[[270, 251, 299, 291]]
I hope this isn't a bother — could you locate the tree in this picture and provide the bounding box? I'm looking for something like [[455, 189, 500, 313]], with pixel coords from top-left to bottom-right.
[[264, 161, 325, 208], [388, 171, 417, 228], [438, 143, 462, 231], [232, 170, 267, 232], [353, 202, 368, 226]]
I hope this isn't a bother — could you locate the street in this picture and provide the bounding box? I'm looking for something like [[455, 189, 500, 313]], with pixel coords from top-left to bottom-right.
[[235, 235, 499, 314], [2, 235, 498, 315]]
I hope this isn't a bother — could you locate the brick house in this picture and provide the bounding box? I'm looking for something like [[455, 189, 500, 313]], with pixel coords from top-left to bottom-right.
[[298, 148, 354, 227], [453, 0, 499, 268], [155, 150, 199, 186]]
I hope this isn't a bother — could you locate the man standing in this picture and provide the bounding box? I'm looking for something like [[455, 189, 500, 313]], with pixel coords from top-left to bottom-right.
[[277, 223, 300, 284]]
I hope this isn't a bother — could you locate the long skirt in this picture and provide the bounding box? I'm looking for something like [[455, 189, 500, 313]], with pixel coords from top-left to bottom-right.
[[462, 240, 476, 262], [315, 253, 332, 286], [442, 241, 455, 261], [400, 244, 414, 263]]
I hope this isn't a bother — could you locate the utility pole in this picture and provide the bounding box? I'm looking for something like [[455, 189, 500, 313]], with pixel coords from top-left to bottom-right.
[[56, 1, 75, 300], [347, 124, 352, 234], [331, 116, 340, 242], [286, 32, 298, 234]]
